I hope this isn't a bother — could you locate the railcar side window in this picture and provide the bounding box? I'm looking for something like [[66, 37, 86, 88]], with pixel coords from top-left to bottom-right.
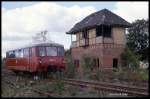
[[16, 49, 23, 58], [20, 49, 24, 57], [23, 48, 29, 56], [15, 50, 19, 58], [46, 47, 57, 56], [39, 47, 46, 56], [32, 47, 36, 56], [57, 47, 64, 56]]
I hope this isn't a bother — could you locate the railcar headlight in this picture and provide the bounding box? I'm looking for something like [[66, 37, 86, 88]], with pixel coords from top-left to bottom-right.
[[62, 59, 66, 64], [39, 60, 42, 64]]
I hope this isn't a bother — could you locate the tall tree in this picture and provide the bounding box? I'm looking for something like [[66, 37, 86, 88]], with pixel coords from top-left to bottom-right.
[[127, 19, 149, 53]]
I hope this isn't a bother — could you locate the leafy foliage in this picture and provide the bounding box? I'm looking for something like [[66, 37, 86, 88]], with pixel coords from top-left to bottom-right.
[[65, 60, 76, 78], [65, 49, 76, 78], [81, 55, 95, 72], [121, 47, 141, 70], [54, 79, 65, 95], [127, 19, 149, 53], [138, 69, 149, 81]]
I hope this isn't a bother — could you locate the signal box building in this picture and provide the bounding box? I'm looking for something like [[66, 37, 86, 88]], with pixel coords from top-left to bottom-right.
[[66, 9, 131, 69]]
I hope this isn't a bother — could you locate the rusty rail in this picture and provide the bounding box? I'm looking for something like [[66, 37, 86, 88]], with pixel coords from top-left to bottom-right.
[[64, 78, 148, 96]]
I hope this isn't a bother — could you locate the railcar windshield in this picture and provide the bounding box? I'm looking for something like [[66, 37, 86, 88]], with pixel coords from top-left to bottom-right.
[[46, 47, 57, 56], [57, 47, 64, 56], [6, 51, 15, 58], [38, 46, 64, 57], [39, 47, 46, 56]]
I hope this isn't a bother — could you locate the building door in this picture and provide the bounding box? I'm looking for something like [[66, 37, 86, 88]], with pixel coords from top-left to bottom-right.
[[113, 58, 118, 68]]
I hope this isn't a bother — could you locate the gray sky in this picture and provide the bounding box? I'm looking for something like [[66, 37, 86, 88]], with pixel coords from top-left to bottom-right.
[[2, 2, 148, 57]]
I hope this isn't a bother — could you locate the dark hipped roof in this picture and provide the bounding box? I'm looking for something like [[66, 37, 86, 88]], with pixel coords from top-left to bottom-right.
[[66, 9, 131, 34]]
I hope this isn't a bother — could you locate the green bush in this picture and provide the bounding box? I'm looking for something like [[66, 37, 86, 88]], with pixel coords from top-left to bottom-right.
[[54, 79, 65, 95], [138, 69, 149, 81], [65, 59, 76, 78], [64, 49, 76, 78], [81, 55, 95, 72], [121, 47, 141, 70]]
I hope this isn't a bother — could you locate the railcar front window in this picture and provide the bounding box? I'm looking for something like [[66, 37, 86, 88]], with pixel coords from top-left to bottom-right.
[[39, 47, 46, 56], [57, 47, 64, 56], [46, 47, 57, 56], [6, 51, 15, 58]]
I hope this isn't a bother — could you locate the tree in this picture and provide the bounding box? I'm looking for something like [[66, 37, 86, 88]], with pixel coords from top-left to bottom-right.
[[121, 47, 141, 70], [127, 19, 149, 53]]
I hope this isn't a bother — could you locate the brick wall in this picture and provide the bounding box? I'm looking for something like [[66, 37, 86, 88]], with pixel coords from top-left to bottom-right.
[[71, 43, 125, 69]]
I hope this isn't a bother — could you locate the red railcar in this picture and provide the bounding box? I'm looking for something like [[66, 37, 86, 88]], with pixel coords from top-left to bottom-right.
[[5, 43, 65, 73]]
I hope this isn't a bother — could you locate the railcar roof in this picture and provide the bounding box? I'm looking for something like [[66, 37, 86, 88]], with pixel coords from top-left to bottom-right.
[[7, 42, 64, 52]]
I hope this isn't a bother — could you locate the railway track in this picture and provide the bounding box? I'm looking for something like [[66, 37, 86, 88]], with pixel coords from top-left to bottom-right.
[[104, 75, 148, 87], [2, 69, 149, 97], [64, 78, 149, 97]]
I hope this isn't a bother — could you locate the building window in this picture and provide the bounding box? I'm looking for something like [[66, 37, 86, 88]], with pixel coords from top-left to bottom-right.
[[96, 25, 111, 37], [96, 26, 102, 37], [82, 30, 88, 39], [97, 58, 99, 67], [94, 58, 99, 67], [103, 26, 111, 37], [113, 58, 118, 68]]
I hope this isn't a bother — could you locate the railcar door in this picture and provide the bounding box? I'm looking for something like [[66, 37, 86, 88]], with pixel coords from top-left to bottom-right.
[[23, 48, 30, 71], [28, 47, 36, 72], [28, 48, 32, 72]]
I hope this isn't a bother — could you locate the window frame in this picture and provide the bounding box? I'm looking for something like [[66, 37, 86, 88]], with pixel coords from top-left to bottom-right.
[[96, 26, 102, 37], [96, 25, 112, 38], [6, 51, 15, 58], [18, 49, 23, 58], [103, 26, 112, 37], [57, 47, 65, 56], [23, 48, 29, 57], [46, 46, 57, 56], [38, 46, 46, 57]]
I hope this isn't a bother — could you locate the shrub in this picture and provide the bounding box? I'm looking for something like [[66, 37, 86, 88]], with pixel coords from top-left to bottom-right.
[[54, 79, 65, 95], [81, 55, 95, 73], [138, 69, 149, 81], [121, 47, 141, 70], [65, 59, 76, 78]]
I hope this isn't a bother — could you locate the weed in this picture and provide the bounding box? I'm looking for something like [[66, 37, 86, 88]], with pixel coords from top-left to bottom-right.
[[53, 79, 65, 95]]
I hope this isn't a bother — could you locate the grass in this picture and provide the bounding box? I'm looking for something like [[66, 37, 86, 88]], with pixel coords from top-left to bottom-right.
[[138, 69, 149, 81]]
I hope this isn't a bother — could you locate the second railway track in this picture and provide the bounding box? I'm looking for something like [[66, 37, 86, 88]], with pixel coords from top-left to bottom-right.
[[64, 78, 149, 97]]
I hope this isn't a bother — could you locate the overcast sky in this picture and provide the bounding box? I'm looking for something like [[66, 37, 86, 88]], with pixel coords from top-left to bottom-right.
[[2, 1, 148, 57]]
